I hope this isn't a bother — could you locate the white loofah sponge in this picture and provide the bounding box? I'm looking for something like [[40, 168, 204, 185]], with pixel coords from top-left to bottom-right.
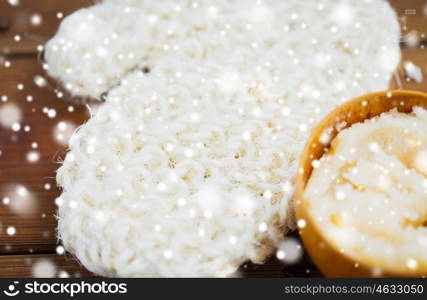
[[58, 72, 291, 277], [45, 0, 400, 100], [50, 0, 400, 277]]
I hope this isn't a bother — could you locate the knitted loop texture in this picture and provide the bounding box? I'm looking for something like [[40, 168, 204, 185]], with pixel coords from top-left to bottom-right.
[[46, 0, 400, 277]]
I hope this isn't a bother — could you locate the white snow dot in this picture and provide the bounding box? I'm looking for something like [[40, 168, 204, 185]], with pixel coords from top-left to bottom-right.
[[11, 122, 21, 132], [264, 190, 273, 199], [56, 246, 65, 255], [404, 61, 423, 83], [282, 107, 291, 116], [277, 239, 303, 264], [7, 226, 16, 236], [8, 0, 20, 6], [185, 148, 194, 158], [165, 143, 174, 152], [58, 271, 69, 278], [258, 222, 268, 232], [30, 14, 43, 26], [55, 197, 64, 207], [228, 236, 237, 244], [406, 258, 418, 270], [242, 131, 251, 141], [0, 103, 22, 128], [177, 198, 187, 207], [414, 150, 427, 174], [26, 151, 40, 163], [34, 75, 47, 88], [163, 250, 173, 259], [16, 185, 28, 198], [157, 182, 167, 191], [369, 142, 379, 153], [57, 122, 67, 131], [297, 219, 306, 228], [190, 113, 200, 122], [299, 123, 308, 132], [312, 160, 321, 168], [32, 259, 56, 278], [86, 146, 95, 154], [47, 109, 56, 118], [336, 191, 346, 200], [276, 250, 286, 259]]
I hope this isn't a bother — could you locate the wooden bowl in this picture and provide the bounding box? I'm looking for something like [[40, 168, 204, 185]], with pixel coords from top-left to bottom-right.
[[294, 90, 427, 277]]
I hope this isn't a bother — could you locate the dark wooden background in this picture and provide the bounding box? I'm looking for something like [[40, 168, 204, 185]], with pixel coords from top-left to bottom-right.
[[0, 0, 426, 278]]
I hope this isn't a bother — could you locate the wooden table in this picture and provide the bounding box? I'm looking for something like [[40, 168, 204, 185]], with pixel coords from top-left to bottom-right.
[[0, 0, 425, 278]]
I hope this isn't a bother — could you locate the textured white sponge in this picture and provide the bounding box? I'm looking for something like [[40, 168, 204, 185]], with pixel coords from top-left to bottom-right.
[[52, 0, 400, 277], [45, 0, 400, 100], [57, 72, 291, 277]]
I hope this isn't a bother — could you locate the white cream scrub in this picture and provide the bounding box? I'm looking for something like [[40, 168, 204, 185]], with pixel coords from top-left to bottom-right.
[[305, 107, 427, 274]]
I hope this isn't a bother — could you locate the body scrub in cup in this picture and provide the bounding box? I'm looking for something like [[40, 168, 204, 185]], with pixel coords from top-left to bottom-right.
[[306, 107, 427, 275], [295, 90, 427, 277]]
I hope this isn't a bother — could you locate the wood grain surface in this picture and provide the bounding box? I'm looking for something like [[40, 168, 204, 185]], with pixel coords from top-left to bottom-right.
[[0, 254, 93, 278], [0, 57, 90, 255], [0, 0, 426, 278], [0, 0, 94, 55], [389, 0, 427, 43]]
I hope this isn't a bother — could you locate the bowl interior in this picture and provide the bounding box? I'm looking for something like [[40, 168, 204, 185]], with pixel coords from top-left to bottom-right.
[[294, 89, 427, 276], [296, 90, 427, 193]]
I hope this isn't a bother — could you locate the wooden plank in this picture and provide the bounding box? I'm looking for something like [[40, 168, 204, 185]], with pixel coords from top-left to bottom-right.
[[0, 57, 90, 253], [0, 0, 94, 55], [0, 254, 94, 278], [389, 0, 427, 43], [239, 252, 322, 278]]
